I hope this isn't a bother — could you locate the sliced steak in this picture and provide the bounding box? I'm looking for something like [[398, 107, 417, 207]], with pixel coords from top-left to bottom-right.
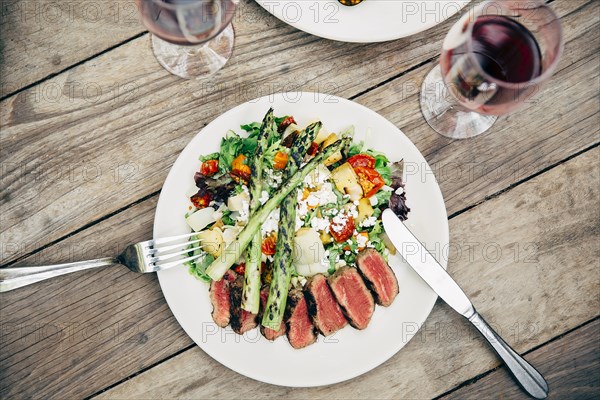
[[285, 289, 317, 349], [356, 249, 399, 307], [229, 274, 258, 334], [328, 267, 375, 330], [259, 287, 287, 341], [304, 274, 347, 336], [209, 270, 237, 327]]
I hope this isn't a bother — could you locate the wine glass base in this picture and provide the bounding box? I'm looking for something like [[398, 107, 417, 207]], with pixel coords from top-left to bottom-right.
[[151, 24, 235, 79], [420, 65, 497, 139]]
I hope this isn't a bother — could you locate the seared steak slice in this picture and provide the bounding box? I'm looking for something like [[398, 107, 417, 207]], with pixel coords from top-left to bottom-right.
[[328, 267, 375, 330], [356, 249, 399, 307], [259, 287, 287, 340], [229, 274, 258, 334], [209, 270, 237, 327], [304, 274, 347, 336], [285, 289, 317, 349]]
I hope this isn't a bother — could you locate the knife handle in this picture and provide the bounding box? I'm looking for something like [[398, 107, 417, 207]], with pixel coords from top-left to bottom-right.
[[468, 311, 548, 399]]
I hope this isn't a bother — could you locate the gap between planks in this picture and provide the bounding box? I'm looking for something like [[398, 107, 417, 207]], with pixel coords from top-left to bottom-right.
[[83, 142, 600, 399]]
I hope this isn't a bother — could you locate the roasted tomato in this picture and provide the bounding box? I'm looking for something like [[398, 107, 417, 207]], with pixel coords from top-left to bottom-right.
[[278, 116, 297, 133], [307, 142, 319, 156], [230, 154, 251, 183], [273, 151, 289, 170], [200, 159, 219, 176], [190, 191, 212, 209], [330, 215, 355, 243], [354, 167, 385, 198], [262, 235, 277, 255], [348, 154, 376, 169], [234, 263, 245, 275]]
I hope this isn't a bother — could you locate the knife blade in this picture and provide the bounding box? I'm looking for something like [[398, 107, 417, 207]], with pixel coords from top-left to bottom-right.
[[382, 208, 548, 399], [382, 208, 475, 318]]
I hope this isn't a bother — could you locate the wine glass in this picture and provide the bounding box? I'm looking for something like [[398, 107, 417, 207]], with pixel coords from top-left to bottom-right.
[[136, 0, 238, 79], [420, 0, 563, 139]]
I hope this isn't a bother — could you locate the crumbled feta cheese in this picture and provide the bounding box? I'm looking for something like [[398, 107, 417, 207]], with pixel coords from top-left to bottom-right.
[[306, 194, 320, 207], [312, 182, 337, 206], [344, 250, 351, 256], [360, 216, 377, 228], [366, 240, 375, 248], [259, 190, 269, 205], [382, 185, 394, 192], [237, 199, 250, 224], [297, 200, 309, 218], [369, 196, 378, 206], [395, 186, 405, 195], [261, 208, 281, 236], [346, 203, 358, 219], [331, 214, 349, 233], [356, 233, 368, 248], [310, 217, 330, 232], [335, 259, 347, 269], [353, 200, 360, 206]]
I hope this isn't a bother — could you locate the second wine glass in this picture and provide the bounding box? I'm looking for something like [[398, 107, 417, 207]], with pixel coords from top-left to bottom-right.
[[137, 0, 238, 79], [420, 0, 563, 139]]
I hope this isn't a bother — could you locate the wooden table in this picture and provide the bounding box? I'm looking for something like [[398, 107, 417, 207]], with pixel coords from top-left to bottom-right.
[[1, 0, 598, 398]]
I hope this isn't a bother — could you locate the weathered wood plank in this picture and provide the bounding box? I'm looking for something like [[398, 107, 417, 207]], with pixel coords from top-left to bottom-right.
[[92, 147, 600, 400], [2, 141, 595, 399], [0, 196, 194, 399], [1, 0, 596, 267], [0, 0, 144, 96], [440, 319, 600, 400]]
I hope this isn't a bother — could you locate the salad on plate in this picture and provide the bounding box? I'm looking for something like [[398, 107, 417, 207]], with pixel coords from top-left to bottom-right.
[[183, 108, 409, 348]]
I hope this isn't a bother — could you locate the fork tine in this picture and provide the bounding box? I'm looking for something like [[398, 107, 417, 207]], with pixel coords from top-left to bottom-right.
[[150, 245, 204, 264], [152, 239, 204, 254], [155, 253, 208, 271], [151, 232, 199, 246]]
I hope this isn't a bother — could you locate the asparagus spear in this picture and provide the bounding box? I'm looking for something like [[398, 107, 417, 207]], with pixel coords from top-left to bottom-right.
[[241, 109, 274, 313], [206, 137, 349, 281], [261, 122, 321, 329]]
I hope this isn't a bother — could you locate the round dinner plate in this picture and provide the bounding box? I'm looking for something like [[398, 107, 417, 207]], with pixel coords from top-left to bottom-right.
[[154, 92, 448, 387], [255, 0, 469, 43]]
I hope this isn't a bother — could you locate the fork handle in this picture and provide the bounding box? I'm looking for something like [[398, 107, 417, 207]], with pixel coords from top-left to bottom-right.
[[0, 257, 118, 293]]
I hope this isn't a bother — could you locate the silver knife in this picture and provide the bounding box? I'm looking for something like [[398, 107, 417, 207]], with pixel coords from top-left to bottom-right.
[[382, 209, 549, 399]]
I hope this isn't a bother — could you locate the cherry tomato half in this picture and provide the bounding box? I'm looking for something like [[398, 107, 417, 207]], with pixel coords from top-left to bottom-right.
[[262, 235, 277, 255], [200, 159, 219, 176], [190, 191, 212, 209], [278, 116, 297, 133], [348, 154, 376, 169], [354, 167, 385, 198], [234, 263, 245, 275], [307, 142, 319, 157], [330, 215, 355, 243]]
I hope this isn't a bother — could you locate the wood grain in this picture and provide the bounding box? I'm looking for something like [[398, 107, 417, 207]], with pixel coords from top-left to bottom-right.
[[0, 0, 144, 97], [2, 143, 595, 399], [94, 147, 600, 400], [1, 0, 596, 267], [440, 319, 600, 400], [0, 0, 598, 398], [0, 196, 194, 399]]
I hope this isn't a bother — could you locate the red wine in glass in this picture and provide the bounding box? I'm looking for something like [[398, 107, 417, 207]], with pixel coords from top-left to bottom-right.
[[135, 0, 238, 79], [441, 15, 543, 115], [137, 0, 236, 46], [420, 0, 563, 139]]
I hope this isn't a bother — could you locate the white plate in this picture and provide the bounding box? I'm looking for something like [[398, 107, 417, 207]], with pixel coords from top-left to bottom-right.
[[154, 92, 448, 387], [255, 0, 469, 43]]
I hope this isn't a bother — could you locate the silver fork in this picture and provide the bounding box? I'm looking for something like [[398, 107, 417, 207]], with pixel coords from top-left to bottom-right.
[[0, 232, 204, 292]]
